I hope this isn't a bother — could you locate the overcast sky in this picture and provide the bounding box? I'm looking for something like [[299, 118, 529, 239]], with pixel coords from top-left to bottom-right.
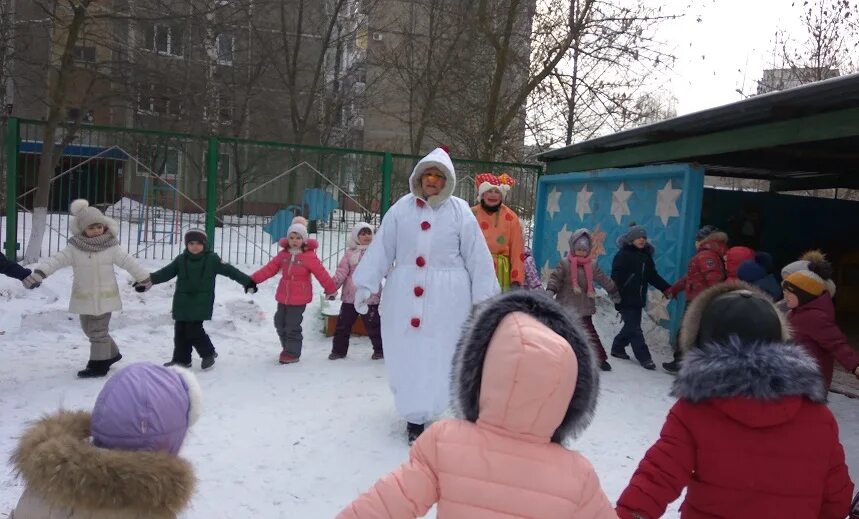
[[653, 0, 805, 115]]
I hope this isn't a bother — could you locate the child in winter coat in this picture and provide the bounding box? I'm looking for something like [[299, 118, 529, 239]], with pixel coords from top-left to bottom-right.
[[737, 251, 782, 301], [147, 229, 257, 370], [9, 362, 201, 519], [521, 245, 543, 289], [337, 290, 616, 519], [616, 281, 854, 519], [251, 216, 337, 364], [610, 223, 672, 370], [782, 264, 859, 391], [22, 199, 151, 378], [724, 245, 755, 280], [0, 250, 31, 281], [547, 228, 620, 371], [662, 225, 728, 373], [329, 223, 383, 360]]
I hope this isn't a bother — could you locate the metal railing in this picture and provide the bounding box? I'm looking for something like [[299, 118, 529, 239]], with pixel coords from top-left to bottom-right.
[[2, 117, 542, 270]]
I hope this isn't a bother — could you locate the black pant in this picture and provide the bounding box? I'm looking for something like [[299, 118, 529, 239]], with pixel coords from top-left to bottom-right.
[[610, 307, 652, 363], [172, 321, 216, 364], [332, 303, 383, 356]]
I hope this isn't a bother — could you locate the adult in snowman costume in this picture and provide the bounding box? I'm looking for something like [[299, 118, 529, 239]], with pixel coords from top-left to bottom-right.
[[353, 146, 500, 443]]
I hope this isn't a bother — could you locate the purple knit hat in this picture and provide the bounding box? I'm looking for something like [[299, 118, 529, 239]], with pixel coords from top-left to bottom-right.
[[91, 363, 202, 455]]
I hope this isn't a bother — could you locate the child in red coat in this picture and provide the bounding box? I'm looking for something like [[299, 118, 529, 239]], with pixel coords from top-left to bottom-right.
[[783, 265, 859, 390], [617, 281, 854, 519], [251, 216, 337, 364]]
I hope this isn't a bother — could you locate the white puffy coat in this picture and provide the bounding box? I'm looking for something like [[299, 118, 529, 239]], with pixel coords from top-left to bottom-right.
[[353, 148, 500, 423], [35, 228, 148, 316]]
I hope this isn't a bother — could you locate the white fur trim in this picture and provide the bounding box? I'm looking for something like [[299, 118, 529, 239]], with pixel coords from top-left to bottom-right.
[[169, 366, 203, 428], [409, 148, 456, 207]]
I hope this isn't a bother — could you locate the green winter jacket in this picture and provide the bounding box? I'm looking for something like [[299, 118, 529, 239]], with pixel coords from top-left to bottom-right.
[[150, 251, 251, 322]]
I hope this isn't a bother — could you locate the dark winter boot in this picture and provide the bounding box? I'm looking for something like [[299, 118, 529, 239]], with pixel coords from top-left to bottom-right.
[[662, 360, 681, 373], [407, 422, 424, 445], [106, 353, 122, 368], [371, 351, 384, 360], [610, 350, 630, 360], [599, 360, 612, 371], [77, 360, 110, 378], [328, 352, 346, 360], [164, 361, 192, 368], [640, 360, 656, 371], [201, 352, 218, 370]]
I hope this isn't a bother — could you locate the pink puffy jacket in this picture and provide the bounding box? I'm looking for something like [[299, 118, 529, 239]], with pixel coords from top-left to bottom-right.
[[333, 247, 381, 305], [251, 239, 336, 305], [338, 292, 616, 519]]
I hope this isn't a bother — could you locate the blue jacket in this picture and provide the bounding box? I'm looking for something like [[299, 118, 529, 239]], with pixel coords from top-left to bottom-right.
[[0, 251, 31, 280]]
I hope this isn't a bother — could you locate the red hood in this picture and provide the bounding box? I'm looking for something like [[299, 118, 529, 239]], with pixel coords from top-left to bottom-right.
[[712, 396, 804, 428], [277, 237, 319, 251], [725, 246, 755, 277]]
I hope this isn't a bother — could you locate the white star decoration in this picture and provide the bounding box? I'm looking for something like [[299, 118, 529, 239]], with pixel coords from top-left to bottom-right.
[[646, 289, 671, 323], [556, 225, 573, 258], [611, 182, 632, 224], [546, 188, 562, 220], [541, 261, 553, 283], [575, 184, 592, 221], [655, 179, 682, 226]]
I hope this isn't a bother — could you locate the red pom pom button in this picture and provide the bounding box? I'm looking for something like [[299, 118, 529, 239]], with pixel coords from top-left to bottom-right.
[[411, 318, 421, 328], [414, 286, 425, 297], [416, 256, 426, 267], [416, 199, 426, 208], [421, 221, 431, 231]]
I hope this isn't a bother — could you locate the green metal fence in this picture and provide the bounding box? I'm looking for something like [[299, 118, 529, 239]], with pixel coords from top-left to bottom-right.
[[2, 117, 542, 269]]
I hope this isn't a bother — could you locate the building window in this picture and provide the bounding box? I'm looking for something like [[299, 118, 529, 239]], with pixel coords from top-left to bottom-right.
[[144, 23, 184, 56], [137, 85, 182, 117], [66, 108, 94, 123], [204, 94, 233, 125], [73, 45, 96, 63], [138, 146, 182, 181], [215, 33, 235, 65]]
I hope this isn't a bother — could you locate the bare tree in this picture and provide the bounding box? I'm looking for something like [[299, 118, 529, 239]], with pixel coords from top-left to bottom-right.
[[764, 0, 857, 92], [526, 1, 676, 151]]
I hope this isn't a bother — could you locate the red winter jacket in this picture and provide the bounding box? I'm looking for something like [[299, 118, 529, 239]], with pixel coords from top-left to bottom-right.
[[725, 246, 755, 280], [667, 233, 727, 302], [617, 340, 853, 519], [251, 239, 337, 305], [788, 293, 859, 390]]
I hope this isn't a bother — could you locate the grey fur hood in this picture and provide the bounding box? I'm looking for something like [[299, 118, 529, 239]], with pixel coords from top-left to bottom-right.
[[450, 290, 599, 443], [672, 338, 828, 404]]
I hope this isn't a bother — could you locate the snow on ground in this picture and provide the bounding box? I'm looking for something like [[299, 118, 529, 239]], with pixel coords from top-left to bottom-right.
[[0, 264, 857, 518]]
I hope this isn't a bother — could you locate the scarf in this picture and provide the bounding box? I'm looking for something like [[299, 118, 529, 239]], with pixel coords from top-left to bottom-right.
[[69, 232, 119, 253], [568, 253, 595, 297], [349, 245, 368, 266], [480, 200, 501, 214]]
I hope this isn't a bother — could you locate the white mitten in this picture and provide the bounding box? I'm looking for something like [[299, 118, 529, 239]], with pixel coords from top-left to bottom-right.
[[22, 271, 45, 289], [354, 287, 372, 315]]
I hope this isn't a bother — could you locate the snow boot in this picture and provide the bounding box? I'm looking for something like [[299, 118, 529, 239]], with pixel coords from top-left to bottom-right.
[[105, 353, 123, 368], [279, 351, 299, 364], [599, 360, 612, 371], [328, 352, 346, 360], [201, 352, 218, 370], [371, 351, 384, 360], [164, 361, 192, 368], [610, 350, 630, 360], [662, 360, 681, 373], [77, 359, 110, 378], [640, 360, 656, 371], [407, 422, 424, 445]]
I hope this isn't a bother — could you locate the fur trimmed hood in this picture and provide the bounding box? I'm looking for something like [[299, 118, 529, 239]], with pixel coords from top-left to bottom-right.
[[672, 338, 828, 405], [11, 410, 196, 515], [451, 290, 599, 443], [679, 280, 791, 352]]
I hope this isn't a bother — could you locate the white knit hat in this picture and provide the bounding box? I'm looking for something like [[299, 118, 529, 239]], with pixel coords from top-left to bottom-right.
[[286, 216, 309, 242], [70, 199, 119, 236]]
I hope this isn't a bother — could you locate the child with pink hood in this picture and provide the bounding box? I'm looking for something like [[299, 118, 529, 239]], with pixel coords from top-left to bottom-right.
[[251, 216, 337, 364], [337, 290, 616, 519]]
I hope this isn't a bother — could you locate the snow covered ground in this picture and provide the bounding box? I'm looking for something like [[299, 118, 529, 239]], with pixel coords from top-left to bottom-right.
[[0, 261, 856, 518]]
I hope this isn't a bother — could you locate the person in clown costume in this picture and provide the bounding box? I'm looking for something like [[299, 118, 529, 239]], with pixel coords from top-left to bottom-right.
[[352, 146, 500, 444], [471, 173, 525, 290]]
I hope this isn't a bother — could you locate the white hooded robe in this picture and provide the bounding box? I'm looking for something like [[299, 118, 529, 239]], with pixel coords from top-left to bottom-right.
[[353, 148, 500, 423]]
